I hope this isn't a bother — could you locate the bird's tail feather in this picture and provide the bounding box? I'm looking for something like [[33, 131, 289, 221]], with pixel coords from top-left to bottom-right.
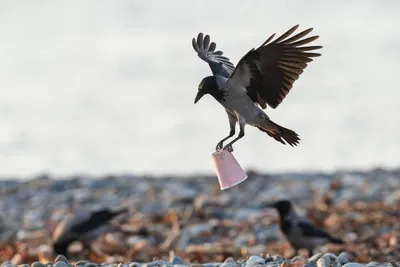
[[257, 120, 300, 147]]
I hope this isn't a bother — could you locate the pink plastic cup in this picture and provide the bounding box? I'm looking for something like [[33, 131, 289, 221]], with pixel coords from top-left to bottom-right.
[[211, 149, 248, 190]]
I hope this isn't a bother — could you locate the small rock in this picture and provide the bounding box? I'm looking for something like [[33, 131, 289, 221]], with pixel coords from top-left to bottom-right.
[[31, 263, 46, 267], [290, 256, 302, 264], [75, 261, 88, 267], [2, 261, 14, 267], [55, 255, 69, 264], [317, 256, 330, 267], [129, 263, 142, 267], [309, 253, 323, 262], [83, 264, 98, 267], [365, 262, 377, 267], [342, 264, 364, 267], [246, 256, 265, 267], [337, 252, 350, 265], [322, 253, 337, 261], [171, 257, 185, 265], [54, 262, 68, 267], [304, 263, 318, 267], [203, 264, 221, 267], [147, 262, 171, 267]]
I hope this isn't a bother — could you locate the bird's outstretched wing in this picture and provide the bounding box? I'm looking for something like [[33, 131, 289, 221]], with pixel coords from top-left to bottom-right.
[[192, 33, 235, 78], [298, 220, 332, 239], [228, 25, 322, 109]]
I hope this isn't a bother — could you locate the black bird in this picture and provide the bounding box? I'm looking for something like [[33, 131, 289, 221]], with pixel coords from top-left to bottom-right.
[[269, 199, 344, 255], [52, 207, 128, 256], [192, 25, 322, 151]]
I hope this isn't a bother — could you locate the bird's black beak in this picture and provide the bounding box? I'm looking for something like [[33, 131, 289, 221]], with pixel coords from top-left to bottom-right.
[[194, 90, 205, 104]]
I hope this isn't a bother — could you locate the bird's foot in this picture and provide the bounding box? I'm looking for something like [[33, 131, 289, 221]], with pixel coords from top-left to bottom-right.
[[222, 144, 234, 152], [215, 142, 224, 151]]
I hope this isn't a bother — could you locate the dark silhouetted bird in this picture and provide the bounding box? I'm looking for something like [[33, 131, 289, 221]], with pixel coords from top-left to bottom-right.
[[52, 207, 128, 256], [269, 199, 343, 255], [192, 25, 322, 151]]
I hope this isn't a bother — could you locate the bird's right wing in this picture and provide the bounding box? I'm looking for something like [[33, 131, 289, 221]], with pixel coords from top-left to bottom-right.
[[192, 33, 236, 78], [228, 25, 322, 109]]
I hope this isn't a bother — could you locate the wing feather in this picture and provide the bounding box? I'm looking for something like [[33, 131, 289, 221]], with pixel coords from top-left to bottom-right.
[[228, 25, 322, 109], [192, 33, 235, 78]]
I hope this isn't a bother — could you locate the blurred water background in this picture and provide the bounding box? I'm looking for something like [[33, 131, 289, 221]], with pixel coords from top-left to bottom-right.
[[0, 0, 399, 178]]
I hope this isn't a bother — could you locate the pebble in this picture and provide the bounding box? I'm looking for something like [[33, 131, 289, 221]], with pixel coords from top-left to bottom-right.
[[171, 257, 185, 265], [342, 264, 365, 267], [309, 253, 324, 263], [31, 263, 46, 267], [337, 252, 350, 265], [245, 256, 265, 267], [55, 255, 69, 264], [75, 261, 89, 267], [1, 262, 14, 267], [317, 256, 330, 267], [53, 262, 68, 267]]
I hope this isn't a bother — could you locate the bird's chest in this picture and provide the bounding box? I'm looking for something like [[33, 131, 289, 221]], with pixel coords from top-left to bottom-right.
[[221, 93, 259, 121]]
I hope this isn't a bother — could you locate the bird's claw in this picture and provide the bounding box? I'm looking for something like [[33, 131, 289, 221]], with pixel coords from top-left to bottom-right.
[[215, 142, 223, 151], [223, 144, 234, 152]]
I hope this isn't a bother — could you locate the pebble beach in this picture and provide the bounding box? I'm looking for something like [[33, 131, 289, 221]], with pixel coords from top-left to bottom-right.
[[1, 168, 400, 266]]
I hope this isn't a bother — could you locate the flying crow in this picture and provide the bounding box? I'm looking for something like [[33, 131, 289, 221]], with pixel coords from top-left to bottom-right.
[[269, 199, 343, 255], [192, 25, 322, 151], [52, 207, 128, 256]]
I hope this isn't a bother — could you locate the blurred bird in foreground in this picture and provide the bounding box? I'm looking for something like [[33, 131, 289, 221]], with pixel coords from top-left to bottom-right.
[[52, 207, 128, 256], [192, 25, 322, 151], [269, 199, 343, 255]]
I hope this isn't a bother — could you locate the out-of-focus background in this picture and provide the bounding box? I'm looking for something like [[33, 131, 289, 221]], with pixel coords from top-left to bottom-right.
[[0, 0, 399, 178], [1, 1, 400, 266]]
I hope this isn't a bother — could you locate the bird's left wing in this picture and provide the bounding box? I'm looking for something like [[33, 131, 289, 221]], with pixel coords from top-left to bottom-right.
[[192, 33, 235, 78], [228, 25, 322, 109], [298, 220, 332, 239]]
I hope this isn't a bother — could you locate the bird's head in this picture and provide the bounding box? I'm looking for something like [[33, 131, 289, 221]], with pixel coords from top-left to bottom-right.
[[269, 199, 293, 217], [194, 76, 220, 104]]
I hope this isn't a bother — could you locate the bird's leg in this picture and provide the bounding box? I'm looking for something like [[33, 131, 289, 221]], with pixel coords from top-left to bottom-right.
[[223, 122, 245, 152], [216, 110, 237, 151], [216, 124, 235, 151]]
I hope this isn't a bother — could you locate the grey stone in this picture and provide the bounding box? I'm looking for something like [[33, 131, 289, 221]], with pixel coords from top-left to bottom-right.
[[31, 263, 46, 267], [246, 256, 265, 267], [75, 261, 88, 267], [2, 261, 14, 267], [171, 257, 185, 265], [342, 264, 365, 267], [309, 253, 324, 263], [337, 252, 350, 265], [55, 256, 69, 264], [54, 263, 68, 267], [317, 256, 330, 267]]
